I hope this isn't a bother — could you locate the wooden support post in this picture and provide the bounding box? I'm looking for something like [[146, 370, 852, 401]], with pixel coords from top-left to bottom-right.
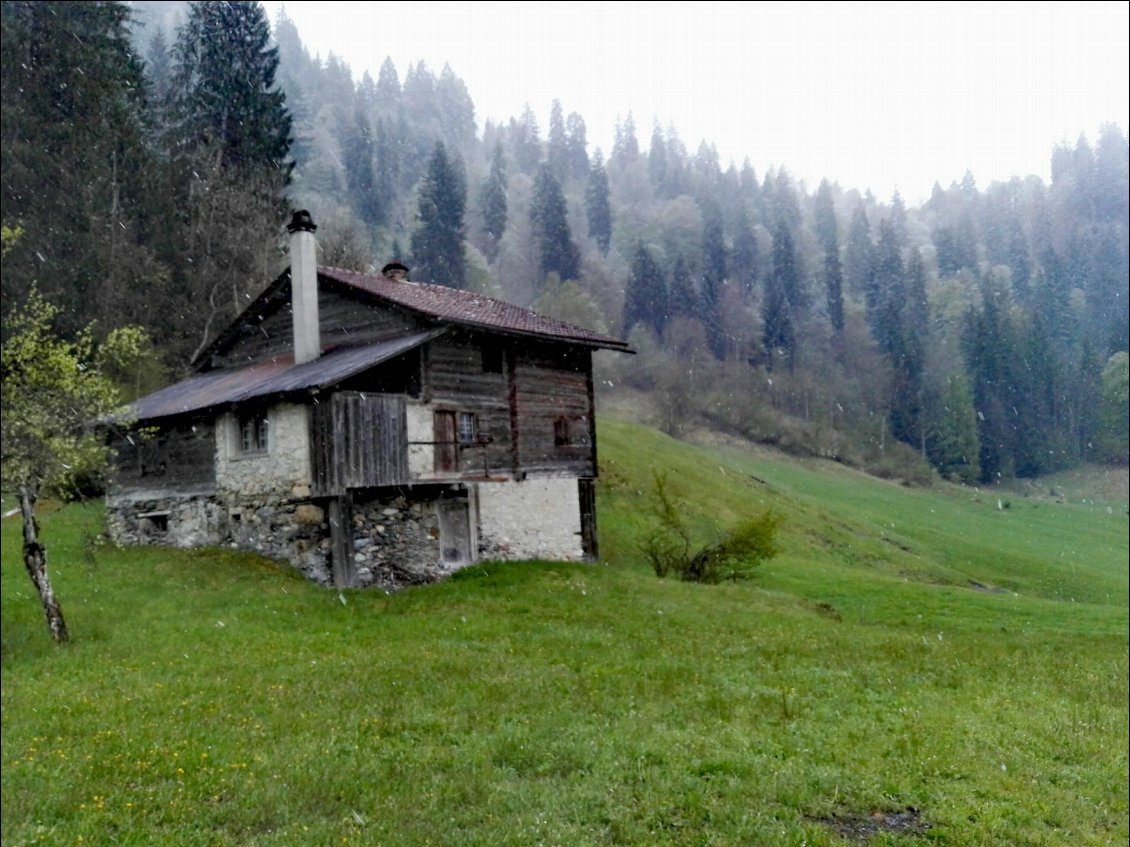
[[328, 493, 355, 588]]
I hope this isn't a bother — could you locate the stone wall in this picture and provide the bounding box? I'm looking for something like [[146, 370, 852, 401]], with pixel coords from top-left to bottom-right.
[[476, 477, 584, 561], [105, 488, 333, 585], [215, 403, 312, 498], [350, 491, 445, 590]]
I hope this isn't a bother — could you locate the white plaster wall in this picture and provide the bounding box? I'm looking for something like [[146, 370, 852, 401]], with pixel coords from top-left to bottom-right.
[[476, 478, 583, 561], [406, 402, 432, 479], [215, 403, 312, 497]]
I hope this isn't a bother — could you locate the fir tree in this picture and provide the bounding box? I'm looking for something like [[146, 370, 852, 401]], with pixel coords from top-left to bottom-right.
[[531, 166, 580, 285], [622, 242, 668, 336], [479, 141, 508, 262], [340, 99, 382, 228], [547, 99, 568, 180], [844, 205, 875, 301], [564, 111, 590, 181], [585, 151, 613, 254], [510, 104, 541, 174], [411, 141, 467, 289], [169, 0, 292, 173]]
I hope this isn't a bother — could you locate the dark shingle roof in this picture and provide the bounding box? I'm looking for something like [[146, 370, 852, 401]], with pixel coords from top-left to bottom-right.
[[319, 266, 630, 351], [124, 331, 442, 422]]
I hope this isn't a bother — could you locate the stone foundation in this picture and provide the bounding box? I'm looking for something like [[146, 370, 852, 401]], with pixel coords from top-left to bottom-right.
[[350, 492, 445, 590], [107, 477, 585, 589]]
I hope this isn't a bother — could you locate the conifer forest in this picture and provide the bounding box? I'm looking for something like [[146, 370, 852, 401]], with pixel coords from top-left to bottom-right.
[[2, 1, 1127, 485]]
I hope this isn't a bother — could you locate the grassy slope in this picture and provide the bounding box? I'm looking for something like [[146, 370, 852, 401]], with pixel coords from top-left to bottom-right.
[[2, 418, 1126, 847]]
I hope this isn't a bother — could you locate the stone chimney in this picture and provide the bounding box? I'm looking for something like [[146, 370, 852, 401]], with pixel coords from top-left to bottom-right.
[[381, 261, 409, 282], [288, 210, 319, 365]]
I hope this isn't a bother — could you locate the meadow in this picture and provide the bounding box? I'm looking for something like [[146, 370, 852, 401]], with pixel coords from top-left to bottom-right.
[[2, 418, 1127, 846]]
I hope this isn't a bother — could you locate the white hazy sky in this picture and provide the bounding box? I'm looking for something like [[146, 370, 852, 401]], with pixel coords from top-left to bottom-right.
[[277, 0, 1129, 204]]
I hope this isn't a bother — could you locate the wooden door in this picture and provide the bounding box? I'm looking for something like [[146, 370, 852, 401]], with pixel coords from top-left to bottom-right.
[[433, 410, 457, 473], [437, 498, 472, 567]]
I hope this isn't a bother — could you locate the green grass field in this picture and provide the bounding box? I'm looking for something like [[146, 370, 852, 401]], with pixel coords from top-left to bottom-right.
[[3, 419, 1127, 846]]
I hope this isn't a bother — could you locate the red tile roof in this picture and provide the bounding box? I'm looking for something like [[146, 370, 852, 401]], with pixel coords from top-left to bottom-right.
[[319, 266, 630, 351]]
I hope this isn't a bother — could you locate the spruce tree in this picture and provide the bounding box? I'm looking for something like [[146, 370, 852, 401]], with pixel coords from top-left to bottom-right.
[[411, 141, 467, 289], [170, 1, 291, 173], [622, 242, 668, 336], [510, 104, 541, 174], [479, 141, 508, 262], [531, 166, 580, 285], [585, 151, 613, 254], [547, 99, 568, 180], [1, 0, 155, 333], [564, 111, 590, 181], [164, 0, 293, 361], [340, 99, 383, 228], [844, 205, 875, 301]]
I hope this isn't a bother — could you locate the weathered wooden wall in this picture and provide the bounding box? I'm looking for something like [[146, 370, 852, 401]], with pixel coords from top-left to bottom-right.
[[109, 419, 216, 493], [209, 283, 427, 369], [511, 344, 595, 477], [311, 392, 409, 494], [425, 333, 513, 476]]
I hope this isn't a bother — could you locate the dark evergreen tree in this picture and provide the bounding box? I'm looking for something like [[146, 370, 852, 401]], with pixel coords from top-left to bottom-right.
[[844, 205, 875, 301], [547, 99, 568, 180], [731, 207, 760, 294], [164, 0, 293, 361], [411, 141, 467, 289], [699, 199, 728, 358], [1, 0, 156, 333], [762, 216, 802, 368], [531, 166, 580, 284], [668, 255, 699, 319], [963, 275, 1017, 480], [871, 220, 904, 346], [824, 249, 846, 334], [762, 252, 796, 370], [814, 180, 844, 332], [648, 125, 668, 194], [585, 151, 612, 254], [510, 104, 541, 174], [169, 1, 292, 173], [564, 111, 590, 181], [340, 99, 382, 228], [622, 242, 668, 336], [436, 63, 475, 150], [479, 141, 508, 261], [374, 57, 402, 114], [611, 113, 639, 168], [887, 248, 927, 449]]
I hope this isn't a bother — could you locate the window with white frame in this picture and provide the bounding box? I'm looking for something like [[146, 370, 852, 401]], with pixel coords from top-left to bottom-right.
[[237, 410, 269, 454], [457, 411, 477, 445]]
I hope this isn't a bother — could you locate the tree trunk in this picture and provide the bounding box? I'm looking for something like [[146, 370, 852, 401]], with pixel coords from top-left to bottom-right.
[[19, 487, 69, 644]]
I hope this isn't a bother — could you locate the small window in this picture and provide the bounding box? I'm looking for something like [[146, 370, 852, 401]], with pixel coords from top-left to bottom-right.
[[554, 416, 571, 447], [481, 345, 503, 374], [457, 411, 477, 445], [238, 411, 269, 454]]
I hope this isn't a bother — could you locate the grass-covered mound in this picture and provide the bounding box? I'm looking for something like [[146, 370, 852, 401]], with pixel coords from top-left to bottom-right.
[[2, 419, 1127, 846]]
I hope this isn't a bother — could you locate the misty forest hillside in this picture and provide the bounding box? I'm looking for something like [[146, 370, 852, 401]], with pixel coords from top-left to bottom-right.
[[1, 0, 1127, 491]]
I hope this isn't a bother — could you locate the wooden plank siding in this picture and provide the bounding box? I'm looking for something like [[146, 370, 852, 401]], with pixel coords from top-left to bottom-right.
[[109, 419, 216, 493], [209, 284, 428, 369], [424, 335, 513, 477], [311, 393, 409, 494], [512, 346, 595, 477]]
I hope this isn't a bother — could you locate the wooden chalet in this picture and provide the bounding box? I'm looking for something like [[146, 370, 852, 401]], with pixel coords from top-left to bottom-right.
[[106, 211, 631, 589]]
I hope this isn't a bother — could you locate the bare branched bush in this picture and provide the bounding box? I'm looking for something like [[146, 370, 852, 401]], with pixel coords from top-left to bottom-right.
[[641, 472, 782, 583]]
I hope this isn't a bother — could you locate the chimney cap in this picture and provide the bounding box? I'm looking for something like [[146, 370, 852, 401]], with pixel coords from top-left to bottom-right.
[[287, 209, 317, 233], [382, 261, 409, 279]]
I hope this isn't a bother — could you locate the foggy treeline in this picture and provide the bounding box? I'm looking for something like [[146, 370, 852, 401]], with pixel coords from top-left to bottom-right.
[[1, 1, 1126, 485]]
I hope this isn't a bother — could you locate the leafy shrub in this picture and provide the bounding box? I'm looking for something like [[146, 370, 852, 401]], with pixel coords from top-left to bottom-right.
[[641, 472, 781, 583]]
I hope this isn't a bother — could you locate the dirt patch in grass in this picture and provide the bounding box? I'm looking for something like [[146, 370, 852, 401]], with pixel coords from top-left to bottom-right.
[[812, 806, 928, 842]]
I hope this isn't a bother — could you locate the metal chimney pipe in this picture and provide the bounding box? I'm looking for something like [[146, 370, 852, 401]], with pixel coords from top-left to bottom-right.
[[287, 210, 320, 365]]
